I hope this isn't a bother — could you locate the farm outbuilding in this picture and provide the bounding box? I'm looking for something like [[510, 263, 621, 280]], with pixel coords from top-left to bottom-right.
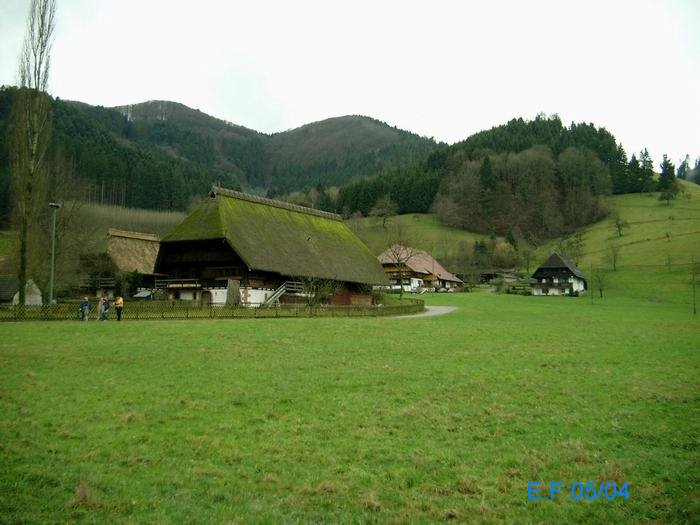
[[106, 229, 161, 278], [155, 186, 388, 306], [0, 277, 43, 305], [531, 252, 587, 296], [378, 245, 462, 293], [81, 229, 162, 297]]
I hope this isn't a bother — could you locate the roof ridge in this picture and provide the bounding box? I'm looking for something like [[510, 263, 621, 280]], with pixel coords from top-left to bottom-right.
[[210, 186, 342, 221], [107, 228, 160, 242]]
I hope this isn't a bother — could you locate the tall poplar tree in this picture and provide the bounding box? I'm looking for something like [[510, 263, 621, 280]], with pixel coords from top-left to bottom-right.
[[10, 0, 56, 305]]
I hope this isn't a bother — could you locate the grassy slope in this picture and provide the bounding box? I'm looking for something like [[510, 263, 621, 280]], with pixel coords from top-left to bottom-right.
[[352, 183, 700, 305], [537, 181, 700, 304], [0, 293, 697, 523], [553, 181, 700, 268], [348, 213, 492, 256]]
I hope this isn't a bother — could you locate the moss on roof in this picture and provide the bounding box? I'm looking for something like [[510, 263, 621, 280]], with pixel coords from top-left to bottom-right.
[[162, 189, 388, 285]]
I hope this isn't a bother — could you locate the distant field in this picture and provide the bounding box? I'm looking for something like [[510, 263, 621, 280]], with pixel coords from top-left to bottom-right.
[[0, 204, 183, 259], [80, 203, 185, 240], [0, 291, 697, 523], [349, 183, 700, 283], [348, 213, 492, 257], [542, 181, 700, 270]]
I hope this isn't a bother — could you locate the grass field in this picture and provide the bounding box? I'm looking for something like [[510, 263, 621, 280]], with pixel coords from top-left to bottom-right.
[[1, 186, 698, 522], [542, 181, 700, 271], [348, 213, 492, 257], [1, 290, 697, 523]]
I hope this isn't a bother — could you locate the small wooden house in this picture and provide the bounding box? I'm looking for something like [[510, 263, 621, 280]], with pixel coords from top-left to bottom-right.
[[531, 252, 587, 296], [155, 187, 388, 306], [378, 245, 462, 292]]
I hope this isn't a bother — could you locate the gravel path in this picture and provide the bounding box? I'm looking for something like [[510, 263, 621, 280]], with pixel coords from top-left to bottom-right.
[[393, 305, 458, 318]]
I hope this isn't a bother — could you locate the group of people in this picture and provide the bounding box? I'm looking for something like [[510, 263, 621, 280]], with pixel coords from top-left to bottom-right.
[[80, 295, 124, 321]]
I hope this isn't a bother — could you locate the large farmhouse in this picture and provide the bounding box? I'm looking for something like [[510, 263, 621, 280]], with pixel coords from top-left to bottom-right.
[[155, 187, 388, 305], [378, 245, 462, 292], [531, 252, 587, 296]]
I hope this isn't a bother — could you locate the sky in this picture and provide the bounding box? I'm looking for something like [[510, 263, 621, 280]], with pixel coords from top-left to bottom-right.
[[1, 0, 698, 167]]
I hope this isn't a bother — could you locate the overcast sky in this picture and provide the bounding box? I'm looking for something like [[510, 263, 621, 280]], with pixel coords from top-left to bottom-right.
[[1, 0, 698, 166]]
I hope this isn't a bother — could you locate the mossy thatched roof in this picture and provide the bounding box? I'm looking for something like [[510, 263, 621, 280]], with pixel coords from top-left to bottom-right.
[[162, 187, 388, 285], [107, 229, 161, 275]]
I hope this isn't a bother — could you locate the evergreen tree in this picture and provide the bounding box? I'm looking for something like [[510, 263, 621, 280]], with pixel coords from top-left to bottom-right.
[[638, 149, 655, 192], [677, 154, 690, 180], [627, 154, 642, 192], [610, 144, 629, 194], [657, 154, 676, 191], [316, 189, 335, 212], [479, 156, 495, 190]]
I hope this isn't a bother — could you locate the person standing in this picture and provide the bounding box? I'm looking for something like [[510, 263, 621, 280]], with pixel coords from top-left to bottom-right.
[[101, 296, 110, 321], [80, 297, 90, 321], [114, 295, 124, 321], [96, 296, 104, 321]]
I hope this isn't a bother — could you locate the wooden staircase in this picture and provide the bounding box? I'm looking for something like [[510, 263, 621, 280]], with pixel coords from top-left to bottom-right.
[[263, 281, 304, 306]]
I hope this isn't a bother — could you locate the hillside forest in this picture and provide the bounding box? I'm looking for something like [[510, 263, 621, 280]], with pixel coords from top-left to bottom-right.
[[1, 86, 698, 245], [0, 87, 437, 226]]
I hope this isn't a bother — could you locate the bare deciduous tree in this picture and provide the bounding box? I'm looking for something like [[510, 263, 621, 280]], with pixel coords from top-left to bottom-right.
[[382, 222, 423, 298], [384, 244, 420, 298], [606, 242, 621, 271], [10, 0, 56, 304], [591, 265, 608, 299], [611, 210, 629, 238], [369, 195, 398, 229], [27, 153, 96, 297]]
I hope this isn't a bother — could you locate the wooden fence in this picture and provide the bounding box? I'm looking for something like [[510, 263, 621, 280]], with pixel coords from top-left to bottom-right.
[[0, 299, 424, 322]]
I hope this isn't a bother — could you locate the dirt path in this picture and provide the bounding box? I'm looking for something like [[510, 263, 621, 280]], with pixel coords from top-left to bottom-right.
[[393, 306, 458, 318]]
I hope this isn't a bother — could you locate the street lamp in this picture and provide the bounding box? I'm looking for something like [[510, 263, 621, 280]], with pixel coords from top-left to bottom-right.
[[48, 202, 61, 305]]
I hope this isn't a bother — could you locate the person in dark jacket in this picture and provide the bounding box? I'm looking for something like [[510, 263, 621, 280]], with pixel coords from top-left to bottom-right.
[[80, 297, 90, 321]]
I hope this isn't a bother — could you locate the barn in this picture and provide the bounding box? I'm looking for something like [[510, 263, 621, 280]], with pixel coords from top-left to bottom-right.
[[531, 252, 587, 296], [80, 229, 162, 297], [155, 187, 388, 305]]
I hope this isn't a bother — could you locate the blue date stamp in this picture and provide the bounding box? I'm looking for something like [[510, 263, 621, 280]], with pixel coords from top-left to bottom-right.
[[528, 481, 629, 501]]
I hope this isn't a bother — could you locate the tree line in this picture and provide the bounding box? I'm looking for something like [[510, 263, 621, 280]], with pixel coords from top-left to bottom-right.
[[318, 114, 696, 241], [0, 86, 240, 226]]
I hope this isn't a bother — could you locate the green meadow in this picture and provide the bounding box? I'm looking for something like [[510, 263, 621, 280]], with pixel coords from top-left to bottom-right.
[[1, 289, 698, 523], [1, 184, 699, 522], [348, 213, 491, 256], [545, 181, 700, 272]]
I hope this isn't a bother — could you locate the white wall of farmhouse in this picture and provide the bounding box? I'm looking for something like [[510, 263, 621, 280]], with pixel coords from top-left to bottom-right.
[[240, 287, 272, 305], [532, 276, 586, 296]]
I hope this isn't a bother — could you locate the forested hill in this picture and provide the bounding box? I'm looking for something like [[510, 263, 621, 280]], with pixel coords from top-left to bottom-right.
[[265, 116, 437, 195], [0, 88, 438, 225], [333, 115, 674, 242], [108, 102, 437, 194]]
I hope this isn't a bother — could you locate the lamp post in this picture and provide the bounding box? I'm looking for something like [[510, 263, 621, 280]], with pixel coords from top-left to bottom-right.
[[48, 202, 61, 304]]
